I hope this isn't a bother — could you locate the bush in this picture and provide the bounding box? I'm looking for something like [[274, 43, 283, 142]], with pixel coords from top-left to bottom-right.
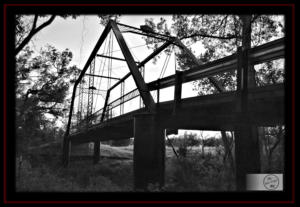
[[15, 155, 129, 192], [164, 152, 235, 191], [203, 137, 222, 147], [167, 133, 200, 157]]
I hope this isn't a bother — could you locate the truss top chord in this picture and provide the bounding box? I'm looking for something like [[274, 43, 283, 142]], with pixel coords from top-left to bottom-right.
[[116, 22, 175, 42]]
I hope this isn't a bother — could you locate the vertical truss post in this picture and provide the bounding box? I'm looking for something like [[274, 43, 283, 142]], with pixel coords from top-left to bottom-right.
[[120, 81, 125, 115], [139, 66, 145, 108], [157, 81, 160, 105], [76, 87, 80, 127], [110, 21, 156, 113], [87, 58, 96, 127], [77, 80, 84, 127]]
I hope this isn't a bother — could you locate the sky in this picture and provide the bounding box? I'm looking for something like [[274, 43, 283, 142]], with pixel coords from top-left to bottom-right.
[[30, 15, 202, 109]]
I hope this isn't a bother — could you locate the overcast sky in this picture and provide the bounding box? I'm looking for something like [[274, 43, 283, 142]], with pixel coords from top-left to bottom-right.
[[30, 15, 202, 108]]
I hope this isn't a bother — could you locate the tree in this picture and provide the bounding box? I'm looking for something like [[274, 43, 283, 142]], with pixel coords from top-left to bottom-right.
[[142, 14, 284, 160], [221, 131, 235, 172], [15, 15, 57, 55], [260, 126, 285, 172], [15, 15, 120, 55], [198, 131, 208, 157], [142, 15, 284, 94], [16, 45, 80, 152]]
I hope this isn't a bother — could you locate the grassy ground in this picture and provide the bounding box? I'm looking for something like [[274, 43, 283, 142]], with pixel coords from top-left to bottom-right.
[[16, 143, 235, 192]]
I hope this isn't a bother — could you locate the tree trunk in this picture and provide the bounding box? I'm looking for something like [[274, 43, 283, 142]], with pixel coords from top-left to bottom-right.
[[221, 131, 235, 172]]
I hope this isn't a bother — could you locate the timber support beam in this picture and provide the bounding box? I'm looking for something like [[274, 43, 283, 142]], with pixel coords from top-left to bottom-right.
[[62, 138, 71, 167], [93, 139, 100, 164], [235, 46, 261, 191], [133, 113, 165, 190]]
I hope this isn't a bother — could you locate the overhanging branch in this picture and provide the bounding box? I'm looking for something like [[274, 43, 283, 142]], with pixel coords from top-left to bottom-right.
[[15, 15, 56, 55]]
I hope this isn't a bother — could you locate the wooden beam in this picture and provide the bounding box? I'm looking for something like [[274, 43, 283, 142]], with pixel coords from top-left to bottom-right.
[[134, 114, 165, 190], [110, 21, 156, 113], [147, 38, 284, 91], [93, 139, 100, 164], [62, 138, 71, 167], [68, 83, 284, 143]]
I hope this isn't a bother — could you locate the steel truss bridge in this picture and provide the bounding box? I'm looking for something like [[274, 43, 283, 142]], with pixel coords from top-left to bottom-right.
[[62, 20, 285, 190]]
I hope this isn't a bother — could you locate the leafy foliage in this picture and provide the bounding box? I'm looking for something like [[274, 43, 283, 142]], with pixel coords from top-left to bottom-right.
[[16, 45, 80, 152], [164, 152, 235, 191], [255, 59, 285, 86], [142, 15, 285, 94], [259, 125, 285, 173]]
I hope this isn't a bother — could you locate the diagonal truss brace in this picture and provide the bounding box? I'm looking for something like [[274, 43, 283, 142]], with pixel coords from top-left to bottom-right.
[[174, 38, 224, 92], [110, 21, 156, 113]]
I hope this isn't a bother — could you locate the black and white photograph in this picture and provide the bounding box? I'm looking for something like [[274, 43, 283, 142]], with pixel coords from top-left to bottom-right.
[[2, 3, 295, 204]]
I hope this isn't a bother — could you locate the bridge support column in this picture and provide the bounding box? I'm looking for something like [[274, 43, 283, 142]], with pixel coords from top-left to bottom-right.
[[235, 125, 261, 191], [133, 113, 165, 190], [93, 139, 100, 164], [62, 138, 71, 167]]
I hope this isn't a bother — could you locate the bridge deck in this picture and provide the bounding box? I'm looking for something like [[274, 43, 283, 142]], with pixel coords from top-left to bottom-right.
[[69, 83, 284, 144]]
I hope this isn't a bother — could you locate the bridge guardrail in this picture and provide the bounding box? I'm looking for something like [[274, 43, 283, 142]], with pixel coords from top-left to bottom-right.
[[70, 37, 285, 135]]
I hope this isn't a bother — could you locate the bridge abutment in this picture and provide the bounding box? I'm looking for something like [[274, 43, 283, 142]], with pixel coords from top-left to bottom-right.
[[133, 113, 165, 190]]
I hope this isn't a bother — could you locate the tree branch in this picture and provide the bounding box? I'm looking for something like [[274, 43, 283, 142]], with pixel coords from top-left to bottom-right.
[[251, 14, 260, 23], [31, 15, 38, 33], [180, 33, 240, 40], [210, 15, 228, 35], [15, 15, 56, 55]]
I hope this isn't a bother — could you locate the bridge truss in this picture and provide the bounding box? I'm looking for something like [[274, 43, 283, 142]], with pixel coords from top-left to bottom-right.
[[62, 20, 285, 191]]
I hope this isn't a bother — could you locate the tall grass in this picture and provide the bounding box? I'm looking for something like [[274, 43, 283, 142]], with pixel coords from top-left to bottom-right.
[[163, 151, 236, 192]]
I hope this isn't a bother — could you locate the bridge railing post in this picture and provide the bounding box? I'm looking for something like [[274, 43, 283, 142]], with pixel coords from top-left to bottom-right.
[[156, 80, 160, 105], [173, 70, 183, 115]]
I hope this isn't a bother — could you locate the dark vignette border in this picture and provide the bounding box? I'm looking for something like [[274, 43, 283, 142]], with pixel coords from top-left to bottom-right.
[[2, 3, 295, 204]]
